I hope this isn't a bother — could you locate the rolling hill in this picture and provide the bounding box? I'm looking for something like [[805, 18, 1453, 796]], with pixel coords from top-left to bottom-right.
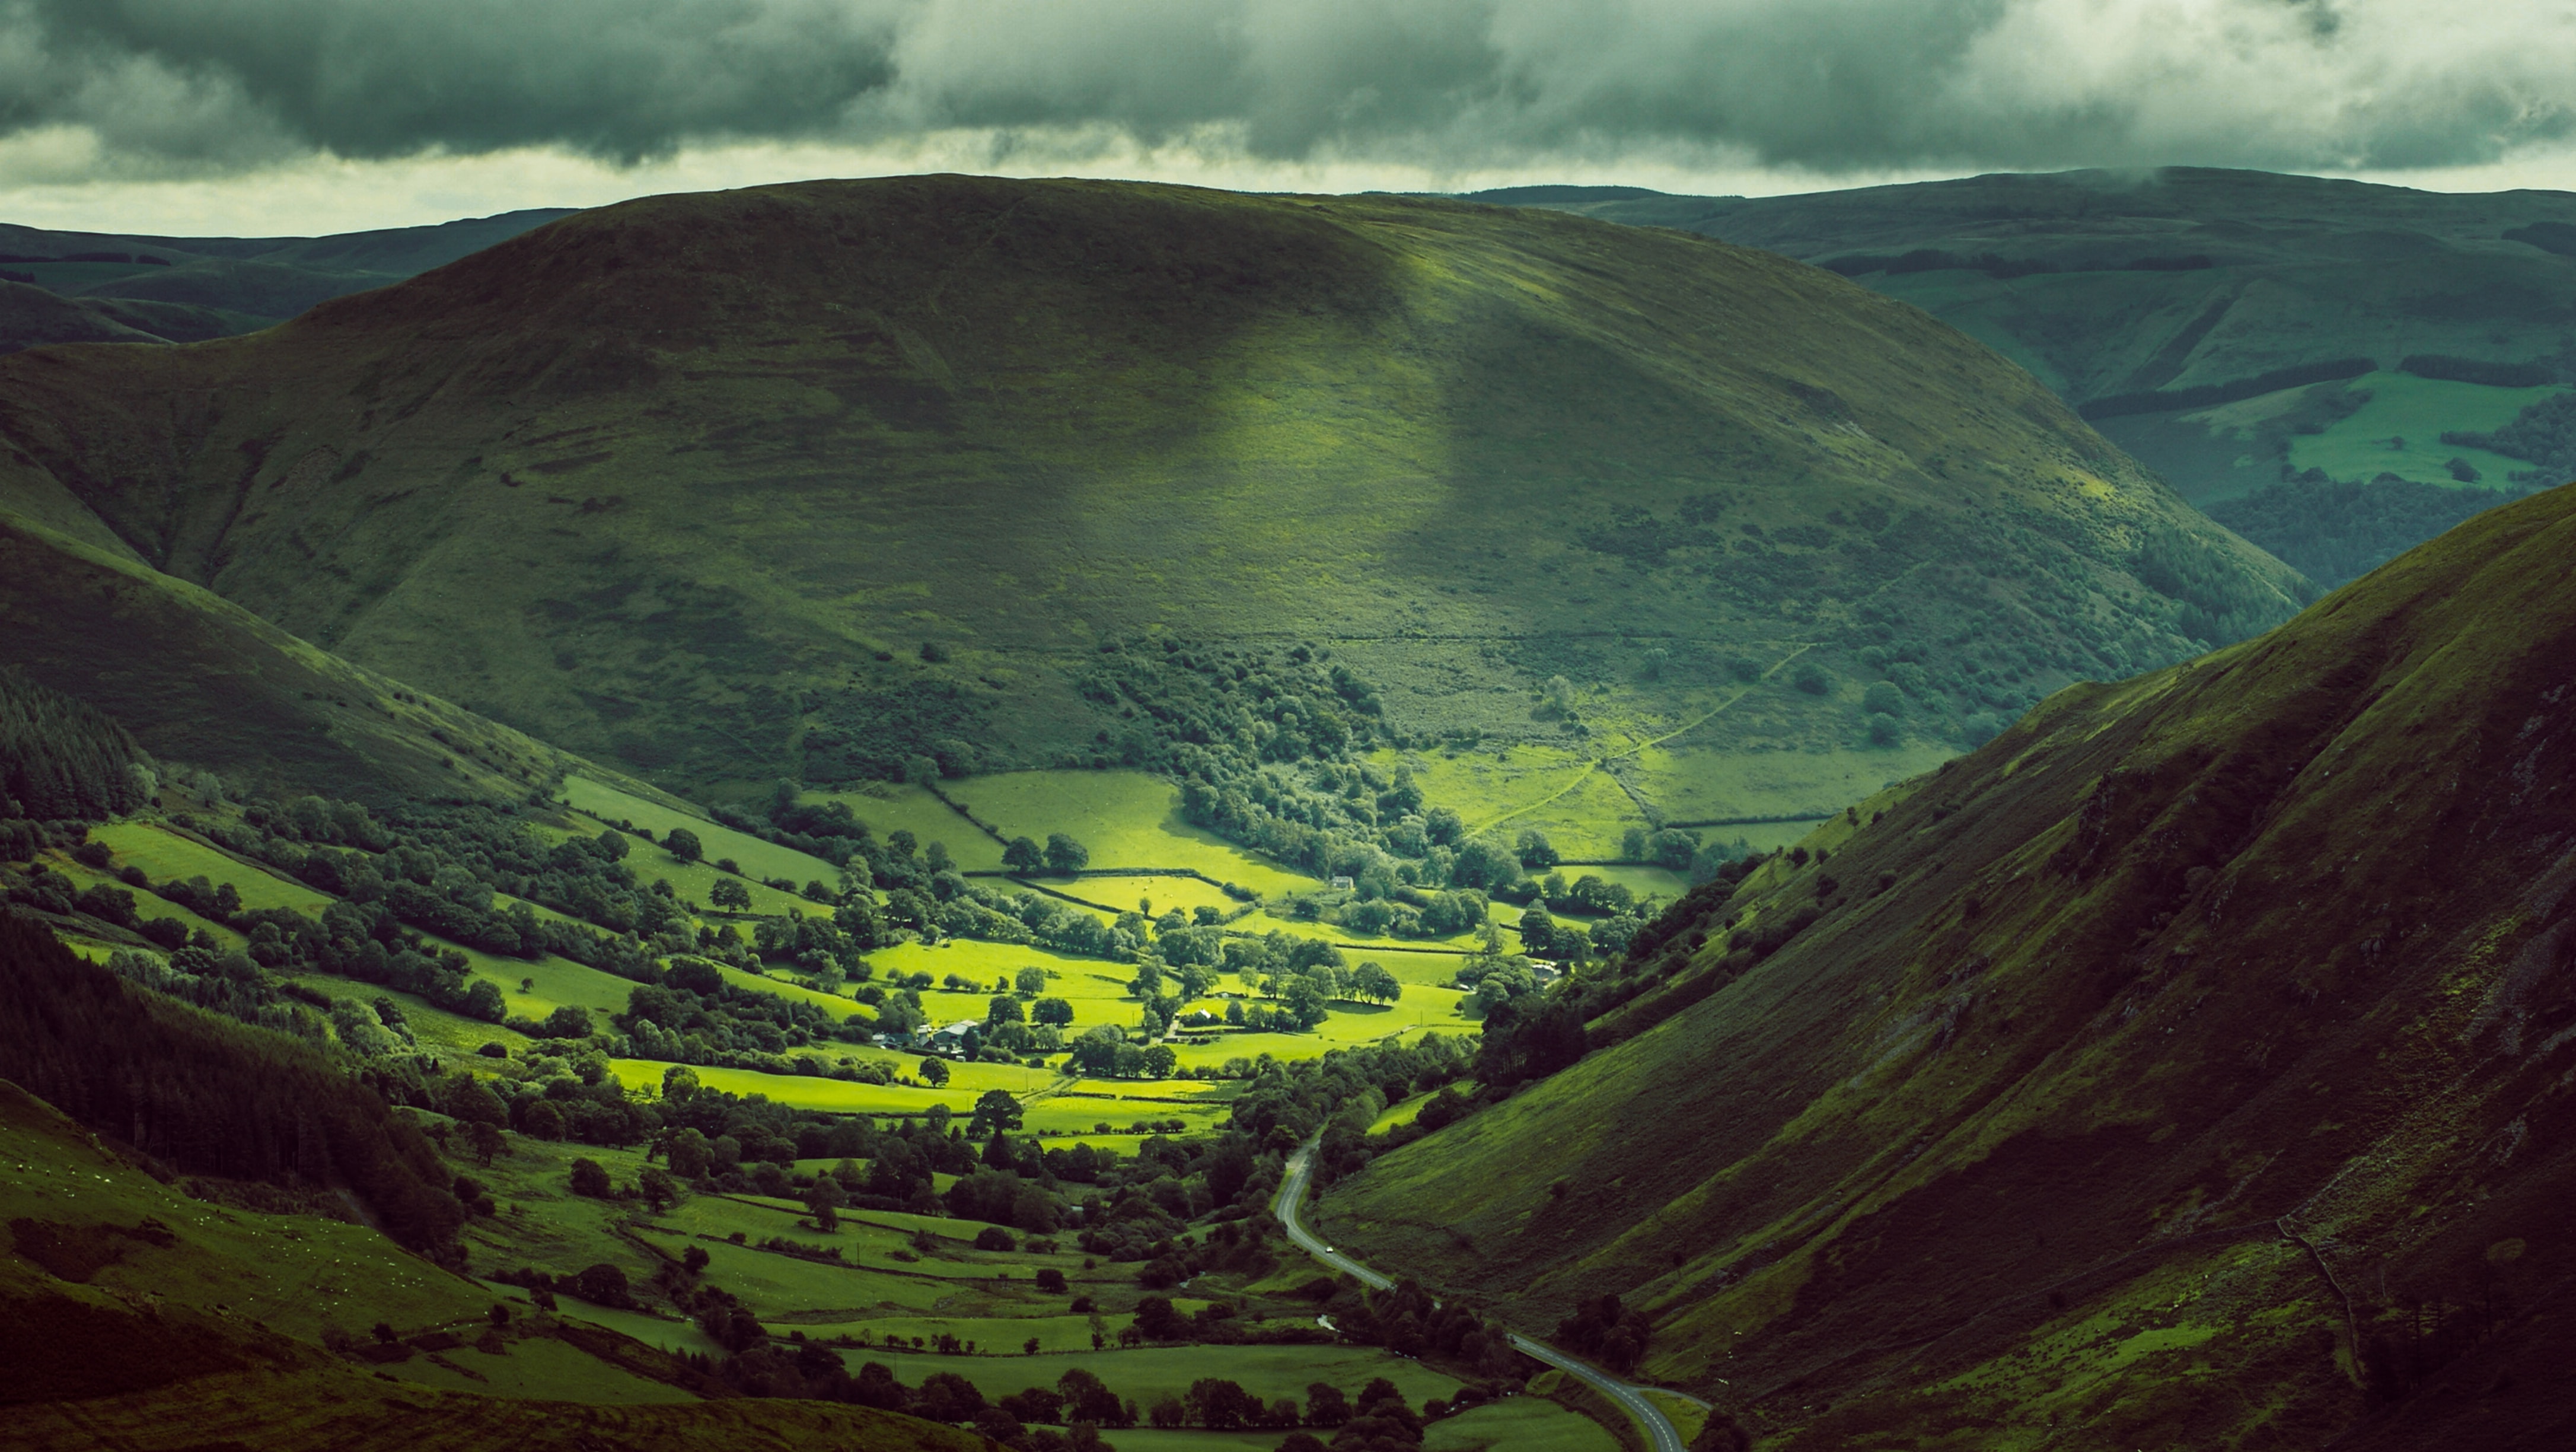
[[1483, 168, 2576, 583], [0, 174, 2300, 811], [1316, 482, 2576, 1449], [0, 209, 572, 349]]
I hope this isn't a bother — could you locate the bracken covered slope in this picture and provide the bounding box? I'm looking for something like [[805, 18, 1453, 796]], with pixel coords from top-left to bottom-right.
[[0, 176, 2298, 794], [1320, 485, 2576, 1450]]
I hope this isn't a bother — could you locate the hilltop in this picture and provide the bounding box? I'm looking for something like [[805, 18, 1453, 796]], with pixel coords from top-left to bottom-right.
[[1318, 483, 2576, 1449], [0, 174, 2297, 811], [1481, 168, 2576, 582]]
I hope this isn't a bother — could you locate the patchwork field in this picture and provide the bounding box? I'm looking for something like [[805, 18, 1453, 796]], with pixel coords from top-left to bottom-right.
[[87, 820, 334, 912], [566, 777, 843, 887], [944, 771, 1314, 895], [805, 782, 1009, 872]]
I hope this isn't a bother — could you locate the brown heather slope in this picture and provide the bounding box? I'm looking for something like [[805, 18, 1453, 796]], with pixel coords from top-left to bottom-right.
[[1319, 484, 2576, 1449], [0, 175, 2298, 794]]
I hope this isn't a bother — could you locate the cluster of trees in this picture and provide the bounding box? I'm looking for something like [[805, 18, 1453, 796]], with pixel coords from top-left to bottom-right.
[[0, 668, 155, 822], [612, 957, 868, 1072], [2444, 388, 2576, 482], [0, 910, 467, 1253], [2207, 476, 2523, 588], [1226, 1036, 1473, 1173], [1552, 1293, 1654, 1375]]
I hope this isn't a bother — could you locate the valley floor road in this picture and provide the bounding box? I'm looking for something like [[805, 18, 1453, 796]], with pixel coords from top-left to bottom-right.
[[1272, 1138, 1697, 1452]]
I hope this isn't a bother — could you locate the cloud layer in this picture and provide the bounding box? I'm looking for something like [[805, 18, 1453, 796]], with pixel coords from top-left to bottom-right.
[[9, 0, 2576, 180]]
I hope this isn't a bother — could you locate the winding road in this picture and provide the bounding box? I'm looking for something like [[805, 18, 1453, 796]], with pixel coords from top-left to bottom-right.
[[1271, 1138, 1697, 1452]]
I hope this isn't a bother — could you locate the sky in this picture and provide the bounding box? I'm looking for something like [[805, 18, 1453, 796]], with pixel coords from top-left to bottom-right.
[[7, 0, 2576, 236]]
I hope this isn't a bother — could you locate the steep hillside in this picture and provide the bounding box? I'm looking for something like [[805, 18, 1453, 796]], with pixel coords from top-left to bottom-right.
[[0, 175, 2298, 804], [1485, 169, 2576, 581], [1319, 483, 2576, 1449], [0, 506, 642, 805]]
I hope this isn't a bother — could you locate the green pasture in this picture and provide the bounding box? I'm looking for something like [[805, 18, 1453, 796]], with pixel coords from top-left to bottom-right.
[[2281, 372, 2561, 488], [1563, 864, 1689, 902], [44, 854, 243, 947], [829, 1342, 1461, 1412], [386, 1327, 704, 1403], [609, 1059, 1232, 1132], [1624, 741, 1944, 828], [945, 770, 1312, 895], [0, 1087, 500, 1348], [87, 820, 333, 912], [277, 970, 524, 1059], [805, 782, 1006, 871], [1042, 874, 1244, 919], [1426, 1397, 1624, 1452], [563, 776, 842, 887], [719, 960, 872, 1018], [1368, 1095, 1427, 1135]]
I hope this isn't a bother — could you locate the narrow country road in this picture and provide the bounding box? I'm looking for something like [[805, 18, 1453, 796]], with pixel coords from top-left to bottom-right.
[[1271, 1136, 1695, 1452]]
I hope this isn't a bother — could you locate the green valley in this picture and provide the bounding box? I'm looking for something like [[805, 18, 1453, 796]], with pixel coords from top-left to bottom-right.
[[5, 163, 2569, 1452]]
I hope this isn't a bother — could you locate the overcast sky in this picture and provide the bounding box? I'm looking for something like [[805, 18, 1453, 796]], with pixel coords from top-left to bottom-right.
[[7, 0, 2575, 235]]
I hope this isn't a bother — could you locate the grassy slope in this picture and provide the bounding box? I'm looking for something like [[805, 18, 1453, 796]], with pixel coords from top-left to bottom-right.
[[0, 508, 611, 805], [0, 175, 2296, 801], [0, 1080, 981, 1450], [1319, 483, 2576, 1449]]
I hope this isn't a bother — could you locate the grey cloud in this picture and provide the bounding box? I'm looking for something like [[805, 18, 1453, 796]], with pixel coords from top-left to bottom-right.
[[4, 0, 2573, 177]]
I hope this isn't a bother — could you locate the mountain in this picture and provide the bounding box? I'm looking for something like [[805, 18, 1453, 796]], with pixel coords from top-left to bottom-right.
[[0, 174, 2300, 804], [1477, 168, 2576, 583], [0, 209, 573, 346], [1317, 482, 2576, 1448]]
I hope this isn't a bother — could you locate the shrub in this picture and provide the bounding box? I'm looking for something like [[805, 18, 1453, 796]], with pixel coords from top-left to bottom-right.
[[1792, 663, 1832, 695]]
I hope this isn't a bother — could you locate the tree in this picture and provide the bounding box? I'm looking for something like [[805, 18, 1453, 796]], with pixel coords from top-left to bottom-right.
[[1014, 966, 1048, 995], [919, 1056, 951, 1088], [1031, 996, 1075, 1026], [594, 829, 629, 861], [467, 1120, 505, 1166], [1353, 961, 1401, 1004], [987, 994, 1026, 1027], [639, 1166, 678, 1211], [707, 877, 752, 911], [668, 1127, 712, 1178], [1305, 1383, 1352, 1426], [805, 1176, 847, 1231], [1043, 833, 1090, 875], [1863, 680, 1905, 716], [1003, 836, 1044, 873], [969, 1089, 1025, 1136], [1519, 905, 1560, 957], [663, 827, 703, 863], [568, 1157, 612, 1197], [1515, 828, 1560, 869]]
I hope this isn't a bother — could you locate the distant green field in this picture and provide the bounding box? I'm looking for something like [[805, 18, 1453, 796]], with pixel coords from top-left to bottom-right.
[[1425, 1397, 1623, 1452], [832, 1342, 1461, 1411], [2282, 372, 2561, 488], [805, 782, 1007, 871], [46, 853, 243, 946], [87, 820, 333, 912], [1043, 874, 1243, 919], [946, 771, 1312, 895], [611, 1059, 1233, 1132], [564, 776, 842, 887]]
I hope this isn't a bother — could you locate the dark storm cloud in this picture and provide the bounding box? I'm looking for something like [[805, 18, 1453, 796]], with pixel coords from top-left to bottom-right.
[[4, 0, 2571, 176]]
